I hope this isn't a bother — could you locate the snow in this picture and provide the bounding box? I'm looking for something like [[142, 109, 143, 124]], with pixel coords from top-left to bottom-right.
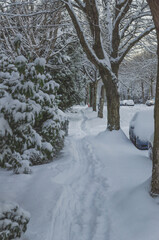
[[0, 201, 30, 239], [42, 142, 53, 152], [0, 114, 12, 136], [131, 109, 154, 141], [0, 202, 30, 220], [122, 99, 134, 106], [14, 34, 23, 42], [15, 56, 27, 64], [34, 58, 46, 67], [0, 104, 159, 240]]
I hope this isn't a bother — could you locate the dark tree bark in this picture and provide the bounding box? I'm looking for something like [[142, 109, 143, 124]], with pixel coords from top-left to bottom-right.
[[150, 77, 154, 99], [146, 0, 159, 196], [98, 85, 105, 118], [151, 55, 159, 196], [85, 85, 89, 105], [93, 81, 97, 112], [90, 83, 93, 107], [127, 88, 130, 100], [89, 81, 98, 111], [99, 69, 120, 130], [141, 81, 145, 103]]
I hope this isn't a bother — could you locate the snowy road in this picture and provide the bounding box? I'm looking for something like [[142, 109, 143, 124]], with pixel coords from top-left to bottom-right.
[[1, 105, 159, 240]]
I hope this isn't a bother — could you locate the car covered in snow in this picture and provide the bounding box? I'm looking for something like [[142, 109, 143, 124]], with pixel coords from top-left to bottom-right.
[[129, 109, 154, 150], [146, 98, 155, 106], [121, 100, 134, 106], [120, 100, 124, 106]]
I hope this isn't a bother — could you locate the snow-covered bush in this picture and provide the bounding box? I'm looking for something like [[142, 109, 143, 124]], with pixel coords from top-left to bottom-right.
[[0, 54, 68, 172], [0, 202, 30, 240]]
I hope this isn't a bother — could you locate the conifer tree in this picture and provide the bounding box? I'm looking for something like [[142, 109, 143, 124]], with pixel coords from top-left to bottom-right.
[[0, 54, 68, 173]]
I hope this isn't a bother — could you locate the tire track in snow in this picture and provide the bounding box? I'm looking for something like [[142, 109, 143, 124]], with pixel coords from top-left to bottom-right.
[[48, 109, 111, 240]]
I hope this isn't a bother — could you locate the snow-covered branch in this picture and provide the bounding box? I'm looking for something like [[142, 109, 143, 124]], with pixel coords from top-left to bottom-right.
[[113, 0, 132, 30], [118, 25, 155, 64], [120, 10, 151, 40], [65, 1, 103, 67]]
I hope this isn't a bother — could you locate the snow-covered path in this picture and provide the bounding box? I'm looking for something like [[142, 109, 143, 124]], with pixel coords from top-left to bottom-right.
[[1, 105, 159, 240], [44, 108, 111, 240], [0, 107, 111, 240]]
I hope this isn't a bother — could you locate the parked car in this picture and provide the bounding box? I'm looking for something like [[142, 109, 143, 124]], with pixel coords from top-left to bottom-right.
[[129, 109, 154, 149], [121, 99, 134, 106], [120, 100, 124, 106], [146, 98, 155, 106]]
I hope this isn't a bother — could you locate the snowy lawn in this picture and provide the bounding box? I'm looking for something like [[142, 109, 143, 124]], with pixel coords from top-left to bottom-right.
[[0, 104, 159, 240]]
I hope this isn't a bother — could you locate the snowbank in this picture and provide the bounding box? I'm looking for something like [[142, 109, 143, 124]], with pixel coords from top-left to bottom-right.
[[0, 105, 158, 240]]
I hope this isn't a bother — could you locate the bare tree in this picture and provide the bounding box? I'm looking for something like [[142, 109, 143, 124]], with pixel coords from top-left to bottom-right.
[[64, 0, 154, 130], [119, 49, 157, 103], [83, 63, 99, 111], [0, 0, 63, 59], [146, 0, 159, 196]]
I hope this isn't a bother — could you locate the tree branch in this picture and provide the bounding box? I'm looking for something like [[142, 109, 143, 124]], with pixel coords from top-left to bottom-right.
[[65, 0, 102, 67], [118, 25, 155, 64]]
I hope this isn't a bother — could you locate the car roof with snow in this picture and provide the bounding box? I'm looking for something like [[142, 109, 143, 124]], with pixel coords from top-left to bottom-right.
[[130, 109, 154, 141]]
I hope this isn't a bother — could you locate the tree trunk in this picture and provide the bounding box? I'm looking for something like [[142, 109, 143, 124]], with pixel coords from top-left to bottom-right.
[[141, 81, 145, 103], [150, 77, 154, 99], [85, 84, 89, 105], [90, 83, 93, 107], [127, 88, 130, 100], [100, 69, 120, 131], [151, 55, 159, 195], [93, 81, 97, 111], [98, 85, 105, 118], [146, 0, 159, 196]]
